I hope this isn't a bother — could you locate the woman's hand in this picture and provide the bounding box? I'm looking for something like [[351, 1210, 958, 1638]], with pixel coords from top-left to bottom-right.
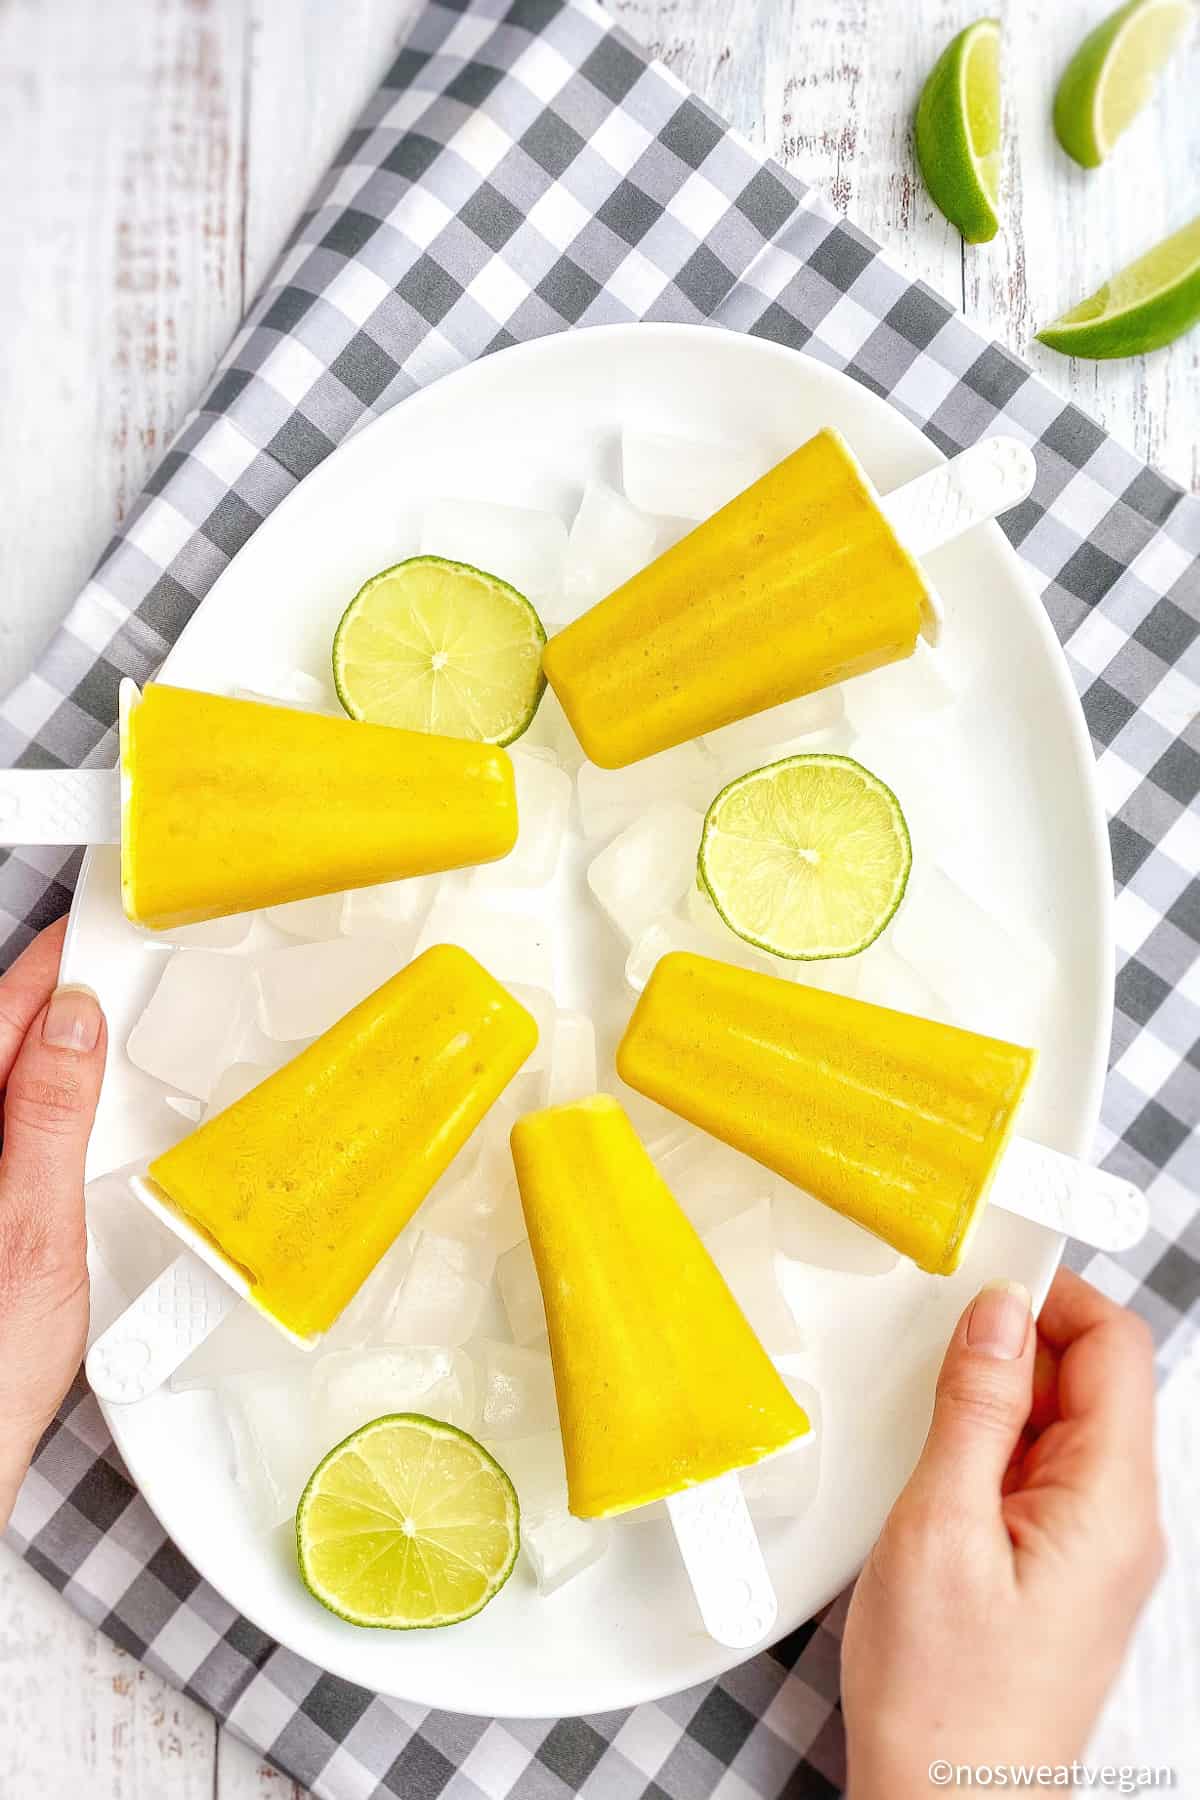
[[0, 919, 107, 1529], [843, 1268, 1163, 1795]]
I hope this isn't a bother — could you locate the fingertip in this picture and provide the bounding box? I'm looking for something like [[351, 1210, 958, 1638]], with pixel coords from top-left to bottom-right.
[[41, 984, 104, 1054]]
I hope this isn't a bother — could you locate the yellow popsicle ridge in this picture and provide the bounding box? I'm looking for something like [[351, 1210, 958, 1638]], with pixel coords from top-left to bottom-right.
[[543, 428, 932, 768], [510, 1094, 810, 1519], [121, 683, 518, 929], [616, 952, 1036, 1276], [149, 945, 538, 1340]]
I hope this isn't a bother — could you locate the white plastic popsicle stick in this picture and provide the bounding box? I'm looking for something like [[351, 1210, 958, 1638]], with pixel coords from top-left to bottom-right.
[[993, 1136, 1148, 1253], [879, 436, 1037, 558], [666, 1473, 779, 1649], [0, 767, 120, 846], [86, 1251, 242, 1405]]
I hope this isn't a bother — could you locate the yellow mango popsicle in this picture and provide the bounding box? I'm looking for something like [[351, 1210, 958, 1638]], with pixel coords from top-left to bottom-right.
[[510, 1095, 810, 1519], [148, 945, 537, 1341], [121, 683, 517, 929], [617, 952, 1036, 1277], [543, 428, 935, 768]]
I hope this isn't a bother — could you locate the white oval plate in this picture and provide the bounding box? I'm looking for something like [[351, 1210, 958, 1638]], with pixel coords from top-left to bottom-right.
[[65, 324, 1112, 1718]]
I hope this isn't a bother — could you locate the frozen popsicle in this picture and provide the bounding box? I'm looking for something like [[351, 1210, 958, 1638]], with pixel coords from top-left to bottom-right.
[[543, 428, 932, 767], [617, 952, 1036, 1276], [121, 683, 518, 927], [146, 945, 538, 1341], [509, 1095, 809, 1519]]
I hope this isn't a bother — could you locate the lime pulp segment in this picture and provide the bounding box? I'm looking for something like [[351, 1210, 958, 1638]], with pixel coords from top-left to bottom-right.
[[296, 1414, 520, 1629], [333, 555, 547, 746], [699, 754, 912, 961]]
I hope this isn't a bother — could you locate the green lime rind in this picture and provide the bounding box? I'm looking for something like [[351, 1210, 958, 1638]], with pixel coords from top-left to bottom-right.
[[296, 1413, 520, 1631], [698, 753, 912, 962], [1036, 215, 1200, 358], [1053, 0, 1191, 169], [332, 554, 547, 748], [914, 19, 1002, 245]]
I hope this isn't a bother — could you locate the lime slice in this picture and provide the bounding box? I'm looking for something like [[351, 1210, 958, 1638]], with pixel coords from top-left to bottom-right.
[[914, 19, 1002, 244], [699, 754, 912, 961], [333, 556, 546, 746], [1037, 215, 1200, 358], [1053, 0, 1192, 169], [296, 1414, 519, 1629]]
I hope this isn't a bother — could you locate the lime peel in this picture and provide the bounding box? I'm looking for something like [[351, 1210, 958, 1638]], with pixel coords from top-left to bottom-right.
[[699, 753, 912, 962], [296, 1413, 520, 1630]]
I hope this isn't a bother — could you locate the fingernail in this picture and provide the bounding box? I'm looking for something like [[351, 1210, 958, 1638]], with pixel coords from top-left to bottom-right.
[[967, 1279, 1031, 1360], [43, 983, 102, 1052]]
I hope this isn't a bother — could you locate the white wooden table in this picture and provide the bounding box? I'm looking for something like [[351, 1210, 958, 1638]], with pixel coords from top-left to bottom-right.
[[0, 2, 1196, 1793]]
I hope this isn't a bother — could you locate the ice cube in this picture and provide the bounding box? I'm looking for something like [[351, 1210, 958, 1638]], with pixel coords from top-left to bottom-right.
[[606, 1081, 691, 1158], [255, 937, 407, 1040], [492, 1432, 609, 1595], [625, 916, 773, 992], [891, 866, 1056, 1042], [340, 875, 439, 942], [496, 1240, 546, 1345], [545, 1011, 597, 1108], [221, 1368, 323, 1530], [705, 1198, 804, 1353], [141, 914, 253, 951], [383, 1232, 488, 1346], [772, 1184, 899, 1276], [265, 893, 347, 940], [683, 880, 746, 950], [170, 1302, 310, 1391], [786, 955, 863, 1000], [315, 1346, 476, 1443], [420, 498, 567, 608], [423, 1100, 526, 1262], [86, 1164, 183, 1303], [508, 987, 556, 1076], [126, 950, 257, 1100], [519, 688, 583, 772], [587, 804, 703, 945], [319, 1232, 418, 1352], [848, 727, 970, 862], [577, 742, 715, 841], [740, 1372, 821, 1520], [415, 900, 555, 993], [470, 753, 571, 889], [702, 690, 844, 769], [841, 644, 956, 737], [654, 1134, 763, 1235], [202, 1062, 268, 1122], [621, 431, 768, 520], [558, 479, 658, 621], [235, 668, 335, 711], [478, 1342, 558, 1439], [852, 940, 941, 1018]]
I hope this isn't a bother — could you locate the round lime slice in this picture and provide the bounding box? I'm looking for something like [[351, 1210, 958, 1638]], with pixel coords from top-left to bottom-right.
[[333, 555, 546, 746], [914, 18, 1002, 244], [296, 1414, 519, 1629], [699, 754, 912, 961], [1036, 215, 1200, 358], [1053, 0, 1192, 169]]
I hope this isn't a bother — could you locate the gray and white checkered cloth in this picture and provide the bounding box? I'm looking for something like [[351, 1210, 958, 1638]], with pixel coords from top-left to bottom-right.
[[3, 1, 1197, 1795]]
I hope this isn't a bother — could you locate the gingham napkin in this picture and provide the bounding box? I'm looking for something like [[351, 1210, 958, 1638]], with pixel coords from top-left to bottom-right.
[[4, 1, 1197, 1795]]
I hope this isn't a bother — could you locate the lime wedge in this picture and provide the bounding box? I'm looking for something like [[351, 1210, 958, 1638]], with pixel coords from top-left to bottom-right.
[[914, 19, 1002, 244], [1037, 215, 1200, 358], [296, 1414, 519, 1629], [1054, 0, 1192, 169], [699, 754, 912, 961], [333, 556, 546, 745]]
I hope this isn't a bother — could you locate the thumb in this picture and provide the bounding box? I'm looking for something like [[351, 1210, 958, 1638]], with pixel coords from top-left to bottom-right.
[[908, 1279, 1035, 1513], [0, 984, 107, 1286]]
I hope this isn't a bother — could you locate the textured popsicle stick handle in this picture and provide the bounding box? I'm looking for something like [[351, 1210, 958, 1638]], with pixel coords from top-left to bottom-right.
[[85, 1251, 241, 1404], [880, 436, 1037, 558], [992, 1136, 1148, 1253], [0, 767, 120, 846], [666, 1472, 778, 1648]]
